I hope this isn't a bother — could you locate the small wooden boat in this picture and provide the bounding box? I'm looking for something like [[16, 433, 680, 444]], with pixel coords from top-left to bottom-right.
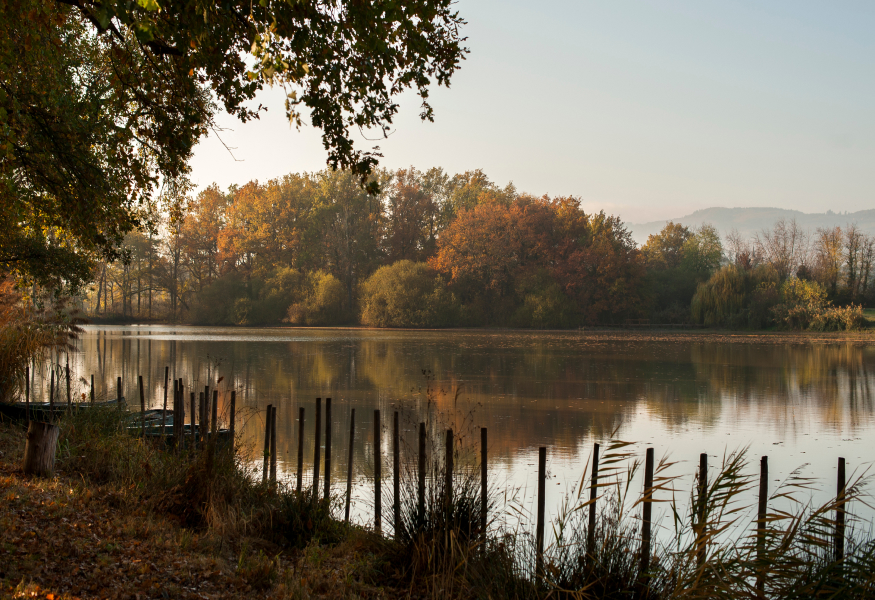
[[127, 409, 233, 448], [0, 397, 125, 423]]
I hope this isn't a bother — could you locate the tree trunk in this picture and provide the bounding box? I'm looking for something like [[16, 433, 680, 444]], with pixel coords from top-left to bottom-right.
[[22, 421, 60, 477]]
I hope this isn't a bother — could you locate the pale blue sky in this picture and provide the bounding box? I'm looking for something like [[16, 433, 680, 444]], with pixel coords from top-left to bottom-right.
[[189, 0, 875, 223]]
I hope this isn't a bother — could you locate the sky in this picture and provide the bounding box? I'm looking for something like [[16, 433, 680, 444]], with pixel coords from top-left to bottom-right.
[[189, 0, 875, 224]]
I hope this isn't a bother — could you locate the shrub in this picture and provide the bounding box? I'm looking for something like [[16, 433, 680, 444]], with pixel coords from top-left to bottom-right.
[[188, 273, 248, 325], [691, 265, 780, 328], [286, 270, 347, 326], [360, 261, 458, 327], [512, 276, 576, 329], [809, 304, 867, 332]]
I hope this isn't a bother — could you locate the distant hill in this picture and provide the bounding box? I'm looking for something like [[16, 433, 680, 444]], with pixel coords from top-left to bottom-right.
[[629, 207, 875, 246]]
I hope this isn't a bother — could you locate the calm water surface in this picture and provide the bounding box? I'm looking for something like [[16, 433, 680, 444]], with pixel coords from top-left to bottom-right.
[[50, 326, 875, 530]]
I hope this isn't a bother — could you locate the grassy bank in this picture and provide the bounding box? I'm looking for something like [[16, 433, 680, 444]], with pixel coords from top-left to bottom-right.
[[2, 408, 875, 599]]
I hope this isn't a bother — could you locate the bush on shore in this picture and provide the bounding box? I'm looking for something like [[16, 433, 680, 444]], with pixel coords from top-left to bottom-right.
[[359, 260, 458, 327]]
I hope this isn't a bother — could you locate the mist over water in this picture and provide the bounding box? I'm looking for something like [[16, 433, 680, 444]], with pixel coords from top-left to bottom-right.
[[49, 326, 875, 530]]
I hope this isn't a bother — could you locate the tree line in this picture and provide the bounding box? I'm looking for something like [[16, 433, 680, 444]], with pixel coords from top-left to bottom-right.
[[83, 168, 874, 330]]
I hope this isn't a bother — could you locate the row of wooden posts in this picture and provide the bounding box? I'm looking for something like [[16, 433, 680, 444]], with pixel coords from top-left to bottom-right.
[[255, 400, 851, 577], [21, 367, 851, 576]]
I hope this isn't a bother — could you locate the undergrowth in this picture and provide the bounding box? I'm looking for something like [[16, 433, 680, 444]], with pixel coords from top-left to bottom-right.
[[3, 396, 875, 599]]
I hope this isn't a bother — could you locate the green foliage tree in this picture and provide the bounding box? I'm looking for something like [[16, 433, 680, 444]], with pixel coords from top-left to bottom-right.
[[360, 260, 457, 327], [287, 271, 346, 326], [1, 0, 467, 291], [643, 222, 723, 323]]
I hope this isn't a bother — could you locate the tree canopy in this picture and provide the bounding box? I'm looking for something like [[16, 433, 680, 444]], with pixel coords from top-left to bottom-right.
[[0, 0, 467, 291]]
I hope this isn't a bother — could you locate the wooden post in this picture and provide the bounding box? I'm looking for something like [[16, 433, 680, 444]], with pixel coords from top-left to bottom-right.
[[25, 366, 30, 425], [199, 392, 205, 444], [345, 408, 355, 524], [697, 453, 708, 567], [757, 456, 768, 596], [90, 374, 94, 404], [178, 383, 185, 450], [375, 409, 381, 532], [445, 429, 453, 532], [65, 355, 71, 407], [116, 376, 122, 410], [262, 404, 272, 484], [49, 370, 54, 417], [418, 422, 426, 524], [297, 407, 305, 494], [189, 391, 195, 449], [172, 379, 179, 443], [22, 421, 60, 477], [481, 427, 488, 539], [211, 389, 218, 435], [536, 446, 546, 579], [393, 411, 400, 537], [324, 398, 332, 499], [587, 443, 600, 558], [314, 398, 322, 500], [641, 447, 655, 574], [139, 375, 145, 438], [229, 391, 236, 449], [270, 406, 277, 483], [835, 457, 846, 563], [161, 366, 169, 437]]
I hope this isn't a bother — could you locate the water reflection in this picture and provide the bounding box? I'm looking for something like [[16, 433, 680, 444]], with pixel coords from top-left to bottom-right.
[[44, 327, 875, 523]]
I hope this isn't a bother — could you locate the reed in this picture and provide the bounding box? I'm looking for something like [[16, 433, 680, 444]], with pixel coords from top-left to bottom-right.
[[0, 279, 82, 403]]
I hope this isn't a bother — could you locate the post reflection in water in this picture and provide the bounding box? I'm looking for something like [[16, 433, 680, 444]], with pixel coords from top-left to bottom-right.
[[60, 326, 875, 525]]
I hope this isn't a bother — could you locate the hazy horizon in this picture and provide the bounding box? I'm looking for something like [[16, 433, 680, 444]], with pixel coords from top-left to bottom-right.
[[190, 1, 875, 224]]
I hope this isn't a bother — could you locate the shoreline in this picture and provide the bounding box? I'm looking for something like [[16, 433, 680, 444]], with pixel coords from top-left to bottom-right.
[[80, 321, 875, 345]]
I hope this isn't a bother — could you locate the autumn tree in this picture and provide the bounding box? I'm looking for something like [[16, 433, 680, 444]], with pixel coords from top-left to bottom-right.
[[310, 170, 385, 311], [384, 168, 442, 263], [2, 0, 467, 291]]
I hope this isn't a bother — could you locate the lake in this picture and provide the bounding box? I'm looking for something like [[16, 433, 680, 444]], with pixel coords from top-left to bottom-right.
[[49, 326, 875, 531]]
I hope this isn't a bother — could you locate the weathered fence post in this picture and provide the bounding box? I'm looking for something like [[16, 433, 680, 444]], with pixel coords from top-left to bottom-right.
[[757, 456, 768, 596], [199, 392, 206, 444], [229, 391, 236, 450], [179, 382, 186, 450], [161, 366, 169, 437], [536, 446, 547, 580], [139, 375, 145, 438], [116, 376, 122, 410], [211, 389, 218, 437], [640, 447, 655, 575], [418, 422, 426, 524], [345, 408, 355, 524], [587, 443, 600, 558], [90, 374, 94, 404], [314, 398, 322, 500], [835, 457, 846, 563], [394, 411, 400, 538], [297, 407, 304, 494], [481, 427, 488, 541], [445, 429, 454, 535], [270, 405, 277, 484], [25, 366, 30, 425], [262, 404, 272, 484], [698, 453, 708, 567], [325, 398, 332, 499], [172, 379, 179, 445], [375, 409, 382, 533], [189, 390, 195, 449], [49, 370, 55, 417]]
